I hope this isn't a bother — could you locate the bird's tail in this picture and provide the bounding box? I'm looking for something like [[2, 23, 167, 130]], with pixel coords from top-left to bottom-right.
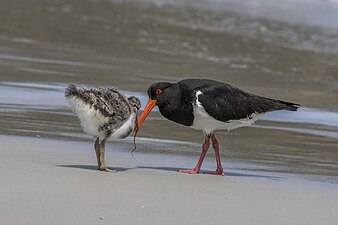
[[275, 100, 300, 111], [65, 84, 78, 98]]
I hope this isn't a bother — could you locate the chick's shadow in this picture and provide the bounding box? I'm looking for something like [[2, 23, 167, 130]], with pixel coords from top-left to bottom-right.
[[56, 164, 131, 172]]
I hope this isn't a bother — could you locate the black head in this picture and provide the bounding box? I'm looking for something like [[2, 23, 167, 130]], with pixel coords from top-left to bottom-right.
[[147, 82, 173, 104], [128, 96, 141, 112], [134, 81, 175, 132]]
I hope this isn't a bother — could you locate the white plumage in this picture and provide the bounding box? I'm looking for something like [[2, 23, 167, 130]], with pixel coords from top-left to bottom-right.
[[67, 96, 110, 138], [65, 84, 141, 172]]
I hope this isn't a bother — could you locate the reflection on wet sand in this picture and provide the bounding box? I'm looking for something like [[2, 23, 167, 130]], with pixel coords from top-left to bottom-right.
[[0, 82, 337, 181]]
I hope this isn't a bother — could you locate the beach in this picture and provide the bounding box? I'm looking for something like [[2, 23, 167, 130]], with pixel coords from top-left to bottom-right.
[[1, 135, 338, 225], [0, 0, 338, 224]]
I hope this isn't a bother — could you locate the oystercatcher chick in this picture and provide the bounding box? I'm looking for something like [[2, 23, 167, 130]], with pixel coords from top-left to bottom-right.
[[135, 79, 300, 175], [65, 84, 141, 172]]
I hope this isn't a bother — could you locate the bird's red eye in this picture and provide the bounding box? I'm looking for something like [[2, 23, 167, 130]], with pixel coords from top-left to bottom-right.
[[155, 89, 163, 95]]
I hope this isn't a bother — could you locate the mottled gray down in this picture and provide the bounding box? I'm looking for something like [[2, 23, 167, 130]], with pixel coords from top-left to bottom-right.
[[65, 84, 141, 133]]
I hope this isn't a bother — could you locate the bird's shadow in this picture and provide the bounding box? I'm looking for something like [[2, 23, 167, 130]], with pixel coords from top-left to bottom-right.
[[137, 166, 283, 180], [56, 165, 283, 180], [56, 164, 132, 172]]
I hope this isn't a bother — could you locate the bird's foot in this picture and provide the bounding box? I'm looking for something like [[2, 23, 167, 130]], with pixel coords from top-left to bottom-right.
[[204, 169, 225, 176], [99, 166, 117, 173], [177, 168, 200, 174]]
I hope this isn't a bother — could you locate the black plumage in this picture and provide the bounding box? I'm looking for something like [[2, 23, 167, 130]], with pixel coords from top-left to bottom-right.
[[182, 79, 299, 123], [147, 79, 299, 125]]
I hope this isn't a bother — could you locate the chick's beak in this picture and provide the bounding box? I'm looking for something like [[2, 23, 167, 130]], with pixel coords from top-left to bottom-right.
[[132, 99, 157, 134]]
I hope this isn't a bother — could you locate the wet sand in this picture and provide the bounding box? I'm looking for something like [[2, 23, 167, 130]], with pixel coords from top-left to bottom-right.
[[1, 135, 338, 225], [0, 82, 337, 180]]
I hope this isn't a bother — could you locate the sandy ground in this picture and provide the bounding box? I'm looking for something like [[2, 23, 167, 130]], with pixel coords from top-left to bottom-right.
[[0, 135, 337, 225]]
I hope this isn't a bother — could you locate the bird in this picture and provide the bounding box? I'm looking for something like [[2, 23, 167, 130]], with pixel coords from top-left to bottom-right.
[[134, 79, 300, 175], [65, 84, 141, 172]]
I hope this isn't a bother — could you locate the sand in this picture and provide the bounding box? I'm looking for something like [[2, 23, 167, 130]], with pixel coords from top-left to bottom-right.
[[0, 135, 337, 225]]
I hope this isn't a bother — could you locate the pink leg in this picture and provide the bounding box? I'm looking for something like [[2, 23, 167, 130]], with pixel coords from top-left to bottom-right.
[[178, 135, 210, 174], [205, 134, 225, 176]]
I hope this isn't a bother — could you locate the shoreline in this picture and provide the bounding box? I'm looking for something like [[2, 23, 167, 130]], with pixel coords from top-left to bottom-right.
[[1, 133, 337, 183]]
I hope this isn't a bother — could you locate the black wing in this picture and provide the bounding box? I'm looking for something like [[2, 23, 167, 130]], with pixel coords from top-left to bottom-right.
[[180, 79, 299, 122]]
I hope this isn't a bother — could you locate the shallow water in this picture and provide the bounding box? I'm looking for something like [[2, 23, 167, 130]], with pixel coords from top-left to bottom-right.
[[0, 0, 337, 181]]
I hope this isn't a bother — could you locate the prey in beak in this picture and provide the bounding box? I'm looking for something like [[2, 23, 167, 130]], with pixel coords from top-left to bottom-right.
[[131, 82, 171, 154], [131, 99, 157, 155], [132, 98, 157, 134]]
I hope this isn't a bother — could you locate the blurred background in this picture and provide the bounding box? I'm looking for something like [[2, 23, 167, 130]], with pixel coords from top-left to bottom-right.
[[0, 0, 337, 181]]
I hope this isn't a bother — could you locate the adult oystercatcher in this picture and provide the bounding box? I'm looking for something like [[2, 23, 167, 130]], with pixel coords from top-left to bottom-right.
[[135, 79, 299, 175], [65, 84, 141, 172]]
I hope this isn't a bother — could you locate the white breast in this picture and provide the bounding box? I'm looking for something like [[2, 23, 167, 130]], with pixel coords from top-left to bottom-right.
[[190, 90, 261, 134], [109, 112, 136, 139]]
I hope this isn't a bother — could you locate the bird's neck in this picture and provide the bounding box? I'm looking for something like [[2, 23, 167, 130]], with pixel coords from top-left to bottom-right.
[[157, 85, 194, 126]]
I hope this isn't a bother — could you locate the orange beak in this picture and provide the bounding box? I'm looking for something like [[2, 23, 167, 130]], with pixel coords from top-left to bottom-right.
[[133, 98, 157, 134]]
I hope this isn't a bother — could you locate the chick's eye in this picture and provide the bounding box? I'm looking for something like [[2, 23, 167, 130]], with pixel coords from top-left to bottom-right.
[[155, 89, 163, 95]]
